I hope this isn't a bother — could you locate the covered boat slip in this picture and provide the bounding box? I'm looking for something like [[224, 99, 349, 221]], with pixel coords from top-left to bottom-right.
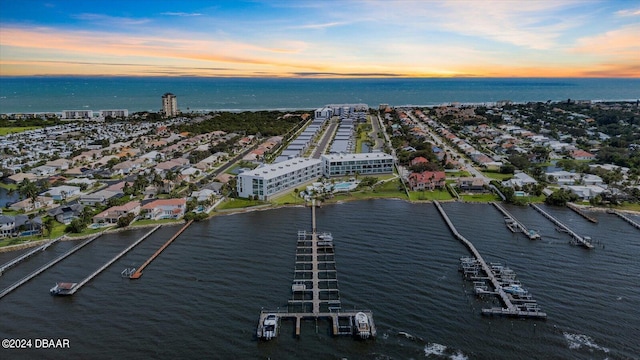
[[257, 200, 376, 340]]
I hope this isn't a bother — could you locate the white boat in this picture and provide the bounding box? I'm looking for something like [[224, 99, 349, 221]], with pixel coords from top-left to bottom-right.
[[502, 284, 528, 296], [317, 232, 333, 246], [260, 314, 278, 340], [527, 230, 541, 240], [354, 312, 371, 339], [291, 280, 306, 292], [50, 282, 77, 296]]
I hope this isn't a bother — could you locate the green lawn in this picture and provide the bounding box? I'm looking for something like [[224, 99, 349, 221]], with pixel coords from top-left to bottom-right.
[[0, 126, 42, 135], [482, 172, 513, 180], [217, 198, 267, 210], [408, 189, 454, 201], [445, 171, 472, 178], [132, 218, 181, 226], [461, 193, 502, 202], [0, 183, 18, 190], [271, 192, 303, 206]]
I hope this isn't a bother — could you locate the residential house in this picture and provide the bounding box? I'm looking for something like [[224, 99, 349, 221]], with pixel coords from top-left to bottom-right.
[[457, 177, 485, 192], [5, 173, 37, 184], [79, 189, 121, 206], [407, 171, 446, 191], [502, 172, 538, 189], [48, 204, 84, 224], [92, 200, 141, 224], [40, 185, 81, 201], [190, 189, 217, 203], [0, 215, 43, 237], [570, 149, 596, 161], [410, 157, 429, 167], [9, 196, 54, 212], [141, 198, 186, 220]]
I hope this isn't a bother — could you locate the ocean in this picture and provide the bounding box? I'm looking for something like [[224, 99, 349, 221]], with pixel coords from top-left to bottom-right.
[[0, 77, 639, 114], [0, 200, 638, 359]]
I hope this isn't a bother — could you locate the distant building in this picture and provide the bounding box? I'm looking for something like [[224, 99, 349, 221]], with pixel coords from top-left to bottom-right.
[[99, 109, 129, 118], [162, 93, 178, 117], [62, 110, 93, 119]]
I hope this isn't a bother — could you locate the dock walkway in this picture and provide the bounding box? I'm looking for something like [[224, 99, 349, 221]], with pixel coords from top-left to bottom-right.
[[0, 237, 61, 276], [130, 221, 193, 279], [610, 210, 640, 230], [530, 204, 594, 249], [567, 203, 598, 223], [435, 201, 546, 319], [257, 200, 376, 339], [490, 202, 540, 240], [0, 234, 102, 300], [67, 225, 160, 295]]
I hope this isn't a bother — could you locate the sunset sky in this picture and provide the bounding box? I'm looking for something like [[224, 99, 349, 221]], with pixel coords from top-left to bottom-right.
[[1, 0, 639, 78]]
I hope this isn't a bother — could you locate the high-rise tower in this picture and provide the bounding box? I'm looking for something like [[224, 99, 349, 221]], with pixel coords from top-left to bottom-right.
[[162, 93, 178, 117]]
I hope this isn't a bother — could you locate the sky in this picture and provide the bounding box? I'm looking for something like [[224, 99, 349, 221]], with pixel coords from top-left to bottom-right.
[[0, 0, 639, 78]]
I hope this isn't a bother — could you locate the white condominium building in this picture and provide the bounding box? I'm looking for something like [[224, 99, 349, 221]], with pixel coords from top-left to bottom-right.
[[322, 153, 394, 177], [236, 158, 322, 200]]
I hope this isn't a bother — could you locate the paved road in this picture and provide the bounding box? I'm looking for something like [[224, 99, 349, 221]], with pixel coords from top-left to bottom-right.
[[312, 119, 338, 158], [368, 114, 385, 151]]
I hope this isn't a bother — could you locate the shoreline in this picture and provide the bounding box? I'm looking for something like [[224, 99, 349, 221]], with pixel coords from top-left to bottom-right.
[[1, 197, 638, 253]]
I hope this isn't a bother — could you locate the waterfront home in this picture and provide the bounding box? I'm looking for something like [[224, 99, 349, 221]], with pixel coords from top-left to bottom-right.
[[40, 185, 81, 201], [140, 198, 186, 220], [457, 177, 485, 192], [0, 215, 42, 237], [92, 200, 141, 224], [502, 172, 538, 189], [408, 171, 446, 191], [9, 196, 54, 212], [5, 173, 37, 184], [48, 204, 84, 224], [565, 185, 606, 200], [190, 189, 217, 203], [79, 189, 121, 206], [570, 149, 596, 161]]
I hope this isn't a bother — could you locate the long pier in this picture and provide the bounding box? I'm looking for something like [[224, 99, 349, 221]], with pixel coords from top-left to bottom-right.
[[529, 204, 594, 249], [567, 203, 598, 223], [66, 225, 161, 295], [0, 237, 61, 276], [609, 210, 640, 230], [434, 201, 546, 319], [490, 202, 540, 240], [257, 200, 376, 339], [130, 221, 193, 279], [0, 234, 102, 300]]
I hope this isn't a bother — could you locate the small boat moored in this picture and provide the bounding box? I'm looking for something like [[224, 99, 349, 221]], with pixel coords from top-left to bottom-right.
[[259, 313, 278, 340], [354, 312, 372, 339], [50, 282, 77, 296]]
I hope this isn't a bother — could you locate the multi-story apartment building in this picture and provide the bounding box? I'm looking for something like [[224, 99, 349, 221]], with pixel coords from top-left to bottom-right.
[[321, 152, 394, 177], [236, 157, 322, 200], [162, 93, 178, 117]]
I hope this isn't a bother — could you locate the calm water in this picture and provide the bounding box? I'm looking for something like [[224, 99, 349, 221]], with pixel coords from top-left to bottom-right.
[[1, 77, 639, 113], [0, 200, 638, 359]]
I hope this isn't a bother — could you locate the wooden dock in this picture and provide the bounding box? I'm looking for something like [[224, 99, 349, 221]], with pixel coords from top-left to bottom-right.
[[435, 201, 546, 319], [490, 202, 540, 240], [609, 210, 640, 230], [0, 234, 102, 300], [130, 221, 193, 279], [529, 204, 594, 249], [257, 200, 376, 339], [567, 203, 598, 223], [0, 237, 61, 276], [65, 225, 161, 295]]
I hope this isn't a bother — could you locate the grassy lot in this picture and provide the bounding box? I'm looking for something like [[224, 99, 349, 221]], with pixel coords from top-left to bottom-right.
[[132, 218, 182, 226], [482, 172, 513, 180], [334, 179, 407, 200], [0, 237, 36, 247], [0, 126, 42, 135], [612, 202, 640, 212], [217, 198, 267, 210], [0, 183, 18, 190], [445, 171, 472, 178], [461, 193, 502, 202], [271, 192, 303, 206], [408, 189, 454, 201]]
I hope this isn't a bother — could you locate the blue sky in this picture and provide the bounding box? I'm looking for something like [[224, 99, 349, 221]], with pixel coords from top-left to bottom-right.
[[1, 0, 638, 77]]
